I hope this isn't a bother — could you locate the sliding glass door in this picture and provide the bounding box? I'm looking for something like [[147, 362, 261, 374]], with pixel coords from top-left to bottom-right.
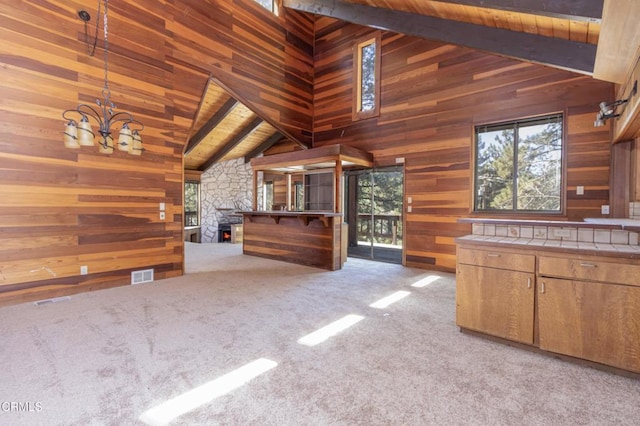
[[345, 166, 403, 263]]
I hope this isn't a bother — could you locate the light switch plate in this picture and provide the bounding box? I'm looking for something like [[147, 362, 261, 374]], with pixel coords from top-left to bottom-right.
[[601, 205, 610, 215], [576, 186, 584, 195], [159, 202, 166, 211]]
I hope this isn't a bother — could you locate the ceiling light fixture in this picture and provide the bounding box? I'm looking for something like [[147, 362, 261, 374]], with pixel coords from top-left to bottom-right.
[[594, 80, 637, 127], [62, 0, 144, 155]]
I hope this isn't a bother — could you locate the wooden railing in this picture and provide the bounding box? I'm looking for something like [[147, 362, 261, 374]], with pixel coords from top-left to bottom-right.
[[357, 214, 401, 245]]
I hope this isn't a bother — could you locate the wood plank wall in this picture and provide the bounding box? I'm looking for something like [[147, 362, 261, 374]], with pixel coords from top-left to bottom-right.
[[0, 0, 314, 306], [312, 18, 614, 271]]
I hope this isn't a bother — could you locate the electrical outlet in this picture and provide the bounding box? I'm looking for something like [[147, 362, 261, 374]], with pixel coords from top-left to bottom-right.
[[407, 196, 412, 204], [553, 229, 571, 238], [395, 157, 405, 164], [576, 186, 584, 195], [407, 206, 412, 213], [160, 212, 166, 220], [80, 265, 88, 275], [601, 205, 610, 215]]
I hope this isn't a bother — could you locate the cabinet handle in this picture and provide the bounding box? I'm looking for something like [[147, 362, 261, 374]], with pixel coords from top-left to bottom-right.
[[527, 277, 531, 289], [580, 262, 597, 268], [540, 281, 545, 294], [486, 253, 501, 258]]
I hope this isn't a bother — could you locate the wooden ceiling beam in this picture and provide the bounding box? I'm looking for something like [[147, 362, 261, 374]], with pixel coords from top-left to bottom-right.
[[185, 97, 238, 155], [199, 117, 264, 171], [283, 0, 597, 75], [244, 132, 283, 163], [429, 0, 603, 23]]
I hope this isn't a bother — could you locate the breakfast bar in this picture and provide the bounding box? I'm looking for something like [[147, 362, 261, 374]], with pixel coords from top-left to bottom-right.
[[241, 211, 345, 270]]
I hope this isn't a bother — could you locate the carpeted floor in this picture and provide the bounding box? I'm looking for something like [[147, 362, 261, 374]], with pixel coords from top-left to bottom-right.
[[1, 242, 639, 425]]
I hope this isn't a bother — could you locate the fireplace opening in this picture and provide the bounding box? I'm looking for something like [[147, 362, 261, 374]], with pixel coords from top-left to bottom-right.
[[218, 224, 232, 243]]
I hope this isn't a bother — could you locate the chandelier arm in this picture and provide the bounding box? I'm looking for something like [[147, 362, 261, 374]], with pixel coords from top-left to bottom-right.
[[77, 104, 106, 129], [62, 104, 106, 129], [109, 113, 145, 131]]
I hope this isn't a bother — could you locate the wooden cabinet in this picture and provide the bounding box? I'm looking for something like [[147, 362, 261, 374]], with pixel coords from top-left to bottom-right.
[[457, 263, 535, 344], [538, 255, 640, 373], [456, 243, 640, 374]]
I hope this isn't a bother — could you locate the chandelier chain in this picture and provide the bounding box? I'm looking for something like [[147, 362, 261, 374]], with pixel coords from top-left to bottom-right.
[[103, 0, 109, 92]]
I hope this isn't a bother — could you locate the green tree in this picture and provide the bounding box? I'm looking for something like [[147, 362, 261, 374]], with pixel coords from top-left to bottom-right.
[[476, 119, 561, 212], [357, 169, 403, 244]]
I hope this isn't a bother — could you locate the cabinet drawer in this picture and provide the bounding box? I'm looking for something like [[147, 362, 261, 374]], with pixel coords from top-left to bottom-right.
[[538, 256, 640, 287], [457, 246, 535, 272]]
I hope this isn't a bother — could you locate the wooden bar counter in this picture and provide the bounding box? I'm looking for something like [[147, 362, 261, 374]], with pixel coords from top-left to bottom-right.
[[241, 211, 344, 270]]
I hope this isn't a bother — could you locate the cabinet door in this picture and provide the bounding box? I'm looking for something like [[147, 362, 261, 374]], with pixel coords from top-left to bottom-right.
[[538, 278, 640, 373], [456, 264, 535, 344]]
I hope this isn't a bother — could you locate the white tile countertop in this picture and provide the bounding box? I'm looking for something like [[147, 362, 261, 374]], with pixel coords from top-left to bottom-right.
[[457, 217, 640, 258]]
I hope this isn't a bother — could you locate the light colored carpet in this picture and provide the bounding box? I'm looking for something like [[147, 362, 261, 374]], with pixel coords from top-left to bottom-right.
[[0, 242, 639, 425]]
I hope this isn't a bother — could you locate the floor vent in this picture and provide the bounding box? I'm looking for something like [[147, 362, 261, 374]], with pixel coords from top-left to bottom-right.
[[131, 269, 154, 285], [34, 296, 71, 306]]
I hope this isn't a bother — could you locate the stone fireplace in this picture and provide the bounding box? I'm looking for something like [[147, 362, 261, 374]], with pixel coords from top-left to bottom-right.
[[200, 158, 253, 243]]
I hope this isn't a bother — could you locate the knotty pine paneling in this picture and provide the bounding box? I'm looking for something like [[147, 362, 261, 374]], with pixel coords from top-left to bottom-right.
[[0, 0, 314, 305], [313, 18, 614, 272]]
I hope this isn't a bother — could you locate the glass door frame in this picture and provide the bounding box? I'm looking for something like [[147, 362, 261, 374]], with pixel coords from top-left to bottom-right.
[[344, 165, 404, 263]]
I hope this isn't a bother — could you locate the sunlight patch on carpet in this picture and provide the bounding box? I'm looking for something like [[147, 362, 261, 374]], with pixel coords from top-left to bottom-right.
[[298, 314, 365, 346], [369, 291, 411, 309], [411, 275, 441, 288], [139, 358, 278, 425]]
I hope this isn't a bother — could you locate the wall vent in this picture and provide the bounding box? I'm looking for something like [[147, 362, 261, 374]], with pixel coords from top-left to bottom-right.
[[131, 269, 154, 285], [34, 296, 71, 306]]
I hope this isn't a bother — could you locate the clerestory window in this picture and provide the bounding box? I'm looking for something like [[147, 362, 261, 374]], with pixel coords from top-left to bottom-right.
[[353, 32, 381, 121]]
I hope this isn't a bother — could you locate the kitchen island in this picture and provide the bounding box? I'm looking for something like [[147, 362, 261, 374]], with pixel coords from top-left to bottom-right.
[[241, 211, 345, 270]]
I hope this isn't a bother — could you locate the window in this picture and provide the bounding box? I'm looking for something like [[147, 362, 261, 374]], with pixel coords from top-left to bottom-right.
[[474, 114, 563, 213], [353, 33, 381, 121], [254, 0, 277, 13], [304, 172, 334, 211], [263, 181, 274, 210], [293, 182, 304, 211], [184, 181, 200, 226]]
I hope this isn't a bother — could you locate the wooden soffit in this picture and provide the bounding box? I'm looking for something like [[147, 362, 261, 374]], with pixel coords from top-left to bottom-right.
[[250, 144, 373, 172], [593, 0, 640, 84]]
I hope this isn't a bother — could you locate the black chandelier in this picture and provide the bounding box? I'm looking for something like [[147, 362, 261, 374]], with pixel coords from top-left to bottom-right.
[[62, 0, 144, 155]]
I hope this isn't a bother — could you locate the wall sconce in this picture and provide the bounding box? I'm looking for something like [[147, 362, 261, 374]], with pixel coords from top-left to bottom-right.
[[62, 0, 144, 155], [594, 80, 638, 127]]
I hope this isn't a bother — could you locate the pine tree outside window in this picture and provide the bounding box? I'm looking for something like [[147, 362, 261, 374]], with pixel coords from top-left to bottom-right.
[[474, 114, 564, 213], [353, 32, 381, 121]]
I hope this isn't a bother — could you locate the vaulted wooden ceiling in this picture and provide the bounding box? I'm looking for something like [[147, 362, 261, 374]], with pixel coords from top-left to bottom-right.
[[186, 0, 638, 172], [184, 79, 288, 171]]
